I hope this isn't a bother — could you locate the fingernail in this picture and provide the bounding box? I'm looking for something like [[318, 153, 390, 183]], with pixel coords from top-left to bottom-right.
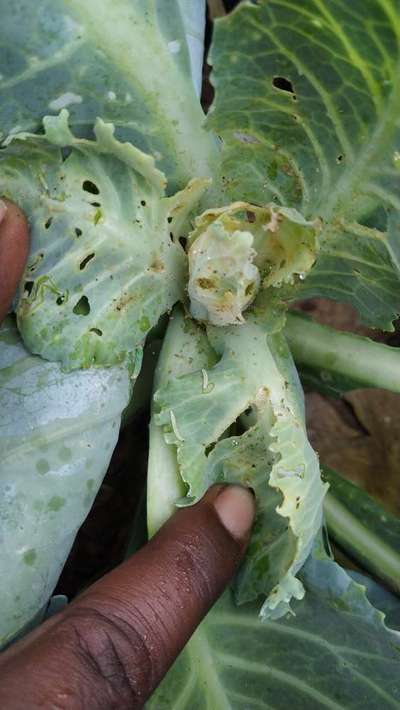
[[0, 200, 7, 226], [213, 485, 255, 541]]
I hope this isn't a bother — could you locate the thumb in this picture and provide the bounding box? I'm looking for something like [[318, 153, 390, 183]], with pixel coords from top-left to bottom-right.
[[0, 484, 255, 709], [0, 199, 30, 323]]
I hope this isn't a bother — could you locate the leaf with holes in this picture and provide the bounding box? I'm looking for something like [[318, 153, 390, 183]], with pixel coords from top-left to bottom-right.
[[0, 111, 209, 369], [207, 0, 400, 328], [1, 2, 400, 706], [153, 310, 327, 618]]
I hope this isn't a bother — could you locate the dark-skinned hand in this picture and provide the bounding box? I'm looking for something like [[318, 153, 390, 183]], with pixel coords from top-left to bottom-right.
[[0, 199, 256, 709]]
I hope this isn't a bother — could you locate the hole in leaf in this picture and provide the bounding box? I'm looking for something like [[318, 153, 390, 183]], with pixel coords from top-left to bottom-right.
[[45, 217, 53, 229], [246, 211, 256, 223], [205, 443, 215, 457], [73, 295, 90, 316], [24, 280, 34, 296], [336, 154, 344, 163], [61, 147, 72, 162], [90, 201, 101, 208], [179, 236, 187, 250], [56, 294, 67, 306], [79, 253, 95, 270], [82, 180, 100, 195], [75, 227, 82, 238], [169, 232, 174, 242], [167, 216, 173, 224], [28, 253, 44, 273], [90, 328, 103, 336], [141, 200, 146, 207], [272, 76, 295, 94], [299, 300, 315, 313]]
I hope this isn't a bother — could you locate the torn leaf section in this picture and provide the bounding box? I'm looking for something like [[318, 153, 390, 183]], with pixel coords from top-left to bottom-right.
[[0, 111, 209, 369], [154, 317, 327, 617], [257, 205, 320, 287], [187, 202, 319, 326], [206, 418, 298, 606]]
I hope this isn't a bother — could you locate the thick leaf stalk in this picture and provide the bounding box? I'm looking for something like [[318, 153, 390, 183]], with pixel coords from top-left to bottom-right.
[[285, 312, 400, 396], [323, 467, 400, 595]]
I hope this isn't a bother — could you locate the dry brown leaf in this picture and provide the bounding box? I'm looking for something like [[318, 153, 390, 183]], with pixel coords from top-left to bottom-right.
[[306, 390, 400, 514]]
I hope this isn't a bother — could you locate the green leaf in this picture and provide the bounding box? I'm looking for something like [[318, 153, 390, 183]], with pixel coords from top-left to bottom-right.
[[148, 555, 400, 709], [207, 0, 400, 328], [0, 318, 129, 647], [205, 421, 299, 608], [176, 0, 207, 97], [298, 226, 400, 330], [350, 573, 400, 632], [0, 112, 209, 369], [154, 315, 327, 618], [323, 467, 400, 595], [147, 306, 218, 537], [0, 0, 217, 191]]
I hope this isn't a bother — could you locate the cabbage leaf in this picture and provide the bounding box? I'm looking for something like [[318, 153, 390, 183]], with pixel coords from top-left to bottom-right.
[[0, 317, 129, 646], [188, 201, 320, 325], [1, 4, 400, 705], [0, 0, 217, 191], [153, 309, 327, 618], [147, 307, 218, 537], [0, 112, 209, 368], [148, 553, 400, 709], [148, 312, 400, 705], [207, 0, 400, 328]]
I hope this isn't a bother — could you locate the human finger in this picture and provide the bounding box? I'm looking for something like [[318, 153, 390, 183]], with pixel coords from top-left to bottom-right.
[[0, 199, 29, 323], [0, 484, 255, 709]]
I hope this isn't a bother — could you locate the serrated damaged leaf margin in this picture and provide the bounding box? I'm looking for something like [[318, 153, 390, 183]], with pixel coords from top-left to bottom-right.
[[1, 110, 210, 369], [154, 319, 328, 619]]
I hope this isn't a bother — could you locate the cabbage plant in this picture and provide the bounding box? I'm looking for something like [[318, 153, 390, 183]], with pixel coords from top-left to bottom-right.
[[1, 0, 400, 706]]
